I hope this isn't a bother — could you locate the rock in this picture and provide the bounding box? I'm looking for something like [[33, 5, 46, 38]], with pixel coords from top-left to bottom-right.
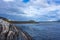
[[0, 19, 19, 40], [0, 17, 32, 40]]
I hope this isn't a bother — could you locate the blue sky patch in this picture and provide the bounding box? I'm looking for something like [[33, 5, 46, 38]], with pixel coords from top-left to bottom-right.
[[22, 0, 29, 3], [54, 0, 60, 5], [47, 0, 60, 5]]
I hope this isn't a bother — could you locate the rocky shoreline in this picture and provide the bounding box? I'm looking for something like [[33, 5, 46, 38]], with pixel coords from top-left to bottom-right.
[[0, 17, 32, 40]]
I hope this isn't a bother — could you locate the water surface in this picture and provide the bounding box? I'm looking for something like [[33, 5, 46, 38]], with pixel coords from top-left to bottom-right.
[[15, 22, 60, 40]]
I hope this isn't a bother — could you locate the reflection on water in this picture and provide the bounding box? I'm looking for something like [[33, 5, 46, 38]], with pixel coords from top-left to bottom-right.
[[15, 22, 60, 40]]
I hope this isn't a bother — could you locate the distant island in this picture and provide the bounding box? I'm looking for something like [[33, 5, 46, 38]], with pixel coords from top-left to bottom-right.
[[8, 20, 39, 24], [0, 17, 39, 24]]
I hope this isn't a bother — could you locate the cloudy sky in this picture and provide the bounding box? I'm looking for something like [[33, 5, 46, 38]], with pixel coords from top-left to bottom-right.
[[0, 0, 60, 21]]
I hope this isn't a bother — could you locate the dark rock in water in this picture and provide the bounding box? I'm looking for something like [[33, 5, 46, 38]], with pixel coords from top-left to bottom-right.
[[0, 18, 32, 40]]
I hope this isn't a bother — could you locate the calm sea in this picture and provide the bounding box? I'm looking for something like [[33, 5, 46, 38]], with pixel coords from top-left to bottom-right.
[[15, 22, 60, 40]]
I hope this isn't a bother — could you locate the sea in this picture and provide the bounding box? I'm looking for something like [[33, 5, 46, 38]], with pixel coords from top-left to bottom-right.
[[15, 22, 60, 40]]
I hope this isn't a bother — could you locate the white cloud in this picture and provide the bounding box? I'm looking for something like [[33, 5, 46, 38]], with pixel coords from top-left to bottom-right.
[[47, 19, 57, 21], [3, 0, 14, 2], [1, 0, 60, 21], [17, 0, 60, 21], [5, 12, 34, 17], [20, 5, 60, 17]]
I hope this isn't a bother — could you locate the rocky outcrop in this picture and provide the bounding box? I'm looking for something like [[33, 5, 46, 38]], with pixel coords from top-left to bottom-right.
[[0, 19, 19, 40], [0, 18, 32, 40]]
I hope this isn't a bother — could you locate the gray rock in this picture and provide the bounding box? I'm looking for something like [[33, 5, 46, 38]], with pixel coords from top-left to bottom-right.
[[0, 19, 19, 40], [0, 18, 32, 40]]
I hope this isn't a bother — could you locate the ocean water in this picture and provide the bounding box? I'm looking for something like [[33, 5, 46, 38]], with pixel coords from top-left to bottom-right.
[[15, 22, 60, 40]]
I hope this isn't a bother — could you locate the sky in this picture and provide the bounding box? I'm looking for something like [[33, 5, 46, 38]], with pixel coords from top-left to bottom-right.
[[0, 0, 60, 21]]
